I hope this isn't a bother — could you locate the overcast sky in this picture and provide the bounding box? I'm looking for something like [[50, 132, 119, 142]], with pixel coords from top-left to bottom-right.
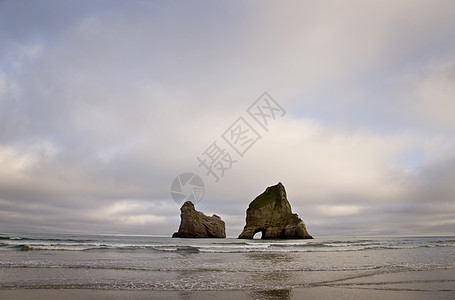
[[1, 0, 454, 237]]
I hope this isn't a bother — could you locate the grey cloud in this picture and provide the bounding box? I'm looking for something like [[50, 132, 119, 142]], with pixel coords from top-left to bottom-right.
[[1, 1, 455, 236]]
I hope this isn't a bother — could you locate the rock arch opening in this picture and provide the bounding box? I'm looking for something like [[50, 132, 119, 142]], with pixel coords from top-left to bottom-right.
[[253, 228, 266, 239]]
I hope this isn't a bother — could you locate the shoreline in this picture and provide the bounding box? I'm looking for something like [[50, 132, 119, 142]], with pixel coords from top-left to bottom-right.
[[1, 288, 453, 300], [1, 269, 454, 300]]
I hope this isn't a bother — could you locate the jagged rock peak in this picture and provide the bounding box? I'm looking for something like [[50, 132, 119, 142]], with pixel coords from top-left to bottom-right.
[[238, 182, 313, 239], [172, 201, 226, 238]]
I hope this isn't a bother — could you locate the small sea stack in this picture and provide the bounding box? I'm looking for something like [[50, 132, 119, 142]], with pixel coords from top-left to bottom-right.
[[173, 201, 226, 238]]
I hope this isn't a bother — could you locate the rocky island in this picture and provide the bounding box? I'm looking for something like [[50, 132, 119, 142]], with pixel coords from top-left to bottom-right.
[[238, 182, 313, 239], [172, 201, 226, 238]]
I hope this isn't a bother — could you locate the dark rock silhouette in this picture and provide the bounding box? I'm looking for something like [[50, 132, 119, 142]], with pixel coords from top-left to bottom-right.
[[173, 201, 226, 238], [238, 182, 313, 239]]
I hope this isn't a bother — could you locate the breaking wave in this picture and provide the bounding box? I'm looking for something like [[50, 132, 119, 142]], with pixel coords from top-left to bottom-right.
[[1, 235, 454, 253]]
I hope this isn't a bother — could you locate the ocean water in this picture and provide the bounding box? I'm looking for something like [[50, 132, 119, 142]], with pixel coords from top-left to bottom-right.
[[0, 233, 454, 292]]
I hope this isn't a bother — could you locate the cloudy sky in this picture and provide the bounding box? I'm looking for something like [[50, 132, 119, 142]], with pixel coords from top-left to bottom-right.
[[1, 0, 454, 237]]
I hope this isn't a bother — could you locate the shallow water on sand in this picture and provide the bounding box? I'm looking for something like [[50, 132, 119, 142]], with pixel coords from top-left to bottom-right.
[[1, 233, 454, 295]]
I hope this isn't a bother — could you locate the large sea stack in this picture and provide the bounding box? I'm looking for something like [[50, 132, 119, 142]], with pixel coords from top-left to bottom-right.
[[238, 182, 313, 239], [173, 201, 226, 238]]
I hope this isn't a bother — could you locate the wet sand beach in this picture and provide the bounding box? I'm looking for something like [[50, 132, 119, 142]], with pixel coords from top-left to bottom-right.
[[1, 269, 454, 300]]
